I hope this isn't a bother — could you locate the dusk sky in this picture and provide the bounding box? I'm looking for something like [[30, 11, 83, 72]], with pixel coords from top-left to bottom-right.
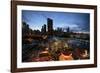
[[22, 10, 90, 33]]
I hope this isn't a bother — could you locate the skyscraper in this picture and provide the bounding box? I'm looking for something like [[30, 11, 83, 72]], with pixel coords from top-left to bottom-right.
[[41, 24, 46, 34], [47, 18, 53, 36]]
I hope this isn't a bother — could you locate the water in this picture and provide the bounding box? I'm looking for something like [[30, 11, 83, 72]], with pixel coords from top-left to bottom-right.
[[22, 36, 90, 62], [67, 39, 90, 49], [48, 36, 90, 50]]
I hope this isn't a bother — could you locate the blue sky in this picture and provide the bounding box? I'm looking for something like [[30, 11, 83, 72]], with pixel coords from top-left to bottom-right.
[[22, 10, 90, 32]]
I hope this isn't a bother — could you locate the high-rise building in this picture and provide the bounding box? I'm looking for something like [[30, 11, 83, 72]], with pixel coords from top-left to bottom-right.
[[22, 22, 30, 36], [47, 18, 53, 36], [41, 24, 46, 34]]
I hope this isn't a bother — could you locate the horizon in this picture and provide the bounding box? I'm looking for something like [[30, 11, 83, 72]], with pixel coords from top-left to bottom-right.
[[22, 10, 90, 33]]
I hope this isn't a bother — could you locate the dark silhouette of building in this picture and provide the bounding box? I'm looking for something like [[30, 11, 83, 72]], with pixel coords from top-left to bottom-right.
[[47, 18, 53, 36], [41, 24, 46, 34], [22, 22, 30, 36], [67, 27, 70, 33]]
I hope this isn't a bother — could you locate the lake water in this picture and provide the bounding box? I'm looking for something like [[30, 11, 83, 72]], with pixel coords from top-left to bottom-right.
[[48, 36, 90, 50]]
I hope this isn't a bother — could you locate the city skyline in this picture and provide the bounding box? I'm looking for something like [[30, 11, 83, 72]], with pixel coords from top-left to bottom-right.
[[22, 10, 90, 33]]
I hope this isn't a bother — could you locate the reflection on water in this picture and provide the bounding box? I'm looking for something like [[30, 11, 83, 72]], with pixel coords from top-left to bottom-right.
[[22, 36, 90, 62], [67, 39, 89, 50]]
